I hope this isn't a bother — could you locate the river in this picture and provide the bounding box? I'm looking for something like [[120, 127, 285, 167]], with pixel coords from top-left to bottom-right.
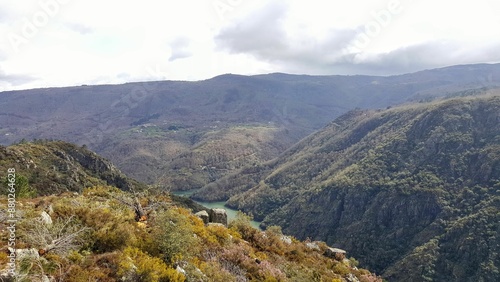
[[173, 190, 262, 230]]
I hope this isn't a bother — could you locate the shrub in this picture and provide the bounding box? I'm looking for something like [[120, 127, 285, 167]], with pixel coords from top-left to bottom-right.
[[117, 247, 185, 282], [150, 208, 200, 263]]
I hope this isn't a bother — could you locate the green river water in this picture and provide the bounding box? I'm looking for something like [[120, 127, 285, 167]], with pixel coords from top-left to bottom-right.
[[173, 190, 262, 230]]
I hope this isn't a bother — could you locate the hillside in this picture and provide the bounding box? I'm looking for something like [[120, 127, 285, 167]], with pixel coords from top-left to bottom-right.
[[0, 142, 381, 281], [207, 94, 500, 281], [0, 140, 146, 195], [1, 64, 499, 191]]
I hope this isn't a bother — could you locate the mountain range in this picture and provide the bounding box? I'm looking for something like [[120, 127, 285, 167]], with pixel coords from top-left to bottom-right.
[[1, 63, 499, 192], [1, 63, 500, 281], [208, 93, 500, 281]]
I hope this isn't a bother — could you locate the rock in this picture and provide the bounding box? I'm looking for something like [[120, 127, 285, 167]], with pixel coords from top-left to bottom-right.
[[306, 242, 320, 251], [40, 211, 52, 225], [195, 210, 210, 224], [346, 273, 360, 282], [324, 247, 347, 260], [280, 235, 292, 244], [209, 208, 227, 226], [176, 265, 186, 276], [14, 248, 40, 261]]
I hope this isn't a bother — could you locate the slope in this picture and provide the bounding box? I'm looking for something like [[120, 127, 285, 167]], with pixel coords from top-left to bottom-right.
[[219, 93, 500, 281], [0, 140, 146, 195], [0, 142, 382, 282], [1, 64, 499, 191]]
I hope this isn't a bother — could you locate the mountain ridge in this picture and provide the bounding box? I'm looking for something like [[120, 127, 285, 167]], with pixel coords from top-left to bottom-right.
[[202, 93, 500, 281], [1, 63, 499, 192]]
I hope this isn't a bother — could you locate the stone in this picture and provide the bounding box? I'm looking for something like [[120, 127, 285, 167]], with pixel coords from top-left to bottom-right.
[[195, 210, 210, 224], [176, 265, 186, 276], [209, 208, 227, 226], [40, 211, 52, 225], [14, 248, 40, 261], [305, 242, 320, 251], [324, 247, 347, 260], [280, 235, 292, 244]]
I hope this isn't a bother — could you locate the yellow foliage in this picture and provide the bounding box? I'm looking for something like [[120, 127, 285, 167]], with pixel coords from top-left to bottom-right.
[[67, 250, 85, 264], [117, 247, 185, 282]]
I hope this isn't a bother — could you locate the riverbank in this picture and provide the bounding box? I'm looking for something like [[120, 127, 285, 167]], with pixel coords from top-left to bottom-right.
[[172, 190, 262, 230]]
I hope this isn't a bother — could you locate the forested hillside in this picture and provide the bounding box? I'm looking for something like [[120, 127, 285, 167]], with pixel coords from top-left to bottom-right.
[[204, 94, 500, 281], [1, 64, 499, 192], [0, 141, 381, 281]]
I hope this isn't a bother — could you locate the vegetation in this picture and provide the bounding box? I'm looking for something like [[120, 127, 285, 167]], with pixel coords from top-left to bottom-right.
[[0, 140, 146, 195], [2, 64, 499, 193], [214, 94, 500, 281], [0, 141, 381, 281], [0, 185, 381, 281]]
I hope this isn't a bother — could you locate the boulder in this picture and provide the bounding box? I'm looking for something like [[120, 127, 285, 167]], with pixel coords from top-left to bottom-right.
[[195, 210, 210, 224], [324, 247, 347, 260], [175, 265, 186, 276], [280, 235, 292, 245], [209, 208, 227, 226], [305, 242, 321, 251], [40, 211, 52, 225]]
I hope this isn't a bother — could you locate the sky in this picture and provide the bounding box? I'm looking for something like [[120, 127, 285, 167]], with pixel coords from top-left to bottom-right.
[[1, 0, 500, 91]]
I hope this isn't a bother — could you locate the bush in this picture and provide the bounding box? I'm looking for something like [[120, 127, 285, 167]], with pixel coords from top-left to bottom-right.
[[117, 247, 185, 282], [150, 208, 200, 263]]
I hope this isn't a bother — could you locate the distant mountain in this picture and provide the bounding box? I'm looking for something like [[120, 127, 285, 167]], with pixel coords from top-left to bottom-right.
[[207, 94, 500, 281], [1, 63, 499, 191]]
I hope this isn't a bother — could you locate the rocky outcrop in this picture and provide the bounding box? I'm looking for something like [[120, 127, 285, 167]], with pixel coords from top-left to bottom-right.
[[40, 211, 52, 225], [195, 210, 209, 224], [324, 247, 347, 261], [209, 209, 228, 226]]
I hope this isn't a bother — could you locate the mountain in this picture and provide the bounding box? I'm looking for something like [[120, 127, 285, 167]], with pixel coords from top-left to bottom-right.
[[0, 141, 381, 281], [207, 93, 500, 281], [1, 64, 499, 191]]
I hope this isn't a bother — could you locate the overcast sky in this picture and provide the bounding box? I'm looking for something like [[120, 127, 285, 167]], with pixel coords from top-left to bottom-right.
[[1, 0, 500, 91]]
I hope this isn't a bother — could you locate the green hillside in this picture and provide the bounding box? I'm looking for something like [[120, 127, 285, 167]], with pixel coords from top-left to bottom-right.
[[0, 140, 146, 195], [0, 141, 381, 281], [209, 94, 500, 281]]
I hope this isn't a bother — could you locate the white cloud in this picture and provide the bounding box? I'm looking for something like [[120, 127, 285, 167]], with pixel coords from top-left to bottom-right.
[[0, 0, 499, 90]]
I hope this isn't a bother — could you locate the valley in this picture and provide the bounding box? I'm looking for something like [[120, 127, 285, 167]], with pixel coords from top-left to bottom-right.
[[1, 64, 499, 281]]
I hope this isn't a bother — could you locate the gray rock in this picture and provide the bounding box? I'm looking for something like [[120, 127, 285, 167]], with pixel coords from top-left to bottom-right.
[[324, 247, 346, 260], [176, 265, 186, 276], [280, 235, 292, 244], [209, 208, 227, 226], [305, 242, 320, 251], [13, 248, 40, 261], [40, 211, 52, 225], [195, 210, 209, 224]]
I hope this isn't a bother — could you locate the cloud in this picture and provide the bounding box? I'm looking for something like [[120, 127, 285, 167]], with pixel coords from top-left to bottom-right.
[[0, 67, 37, 89], [215, 2, 288, 57], [215, 2, 366, 73], [65, 22, 94, 35], [168, 37, 192, 62], [341, 41, 500, 75]]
